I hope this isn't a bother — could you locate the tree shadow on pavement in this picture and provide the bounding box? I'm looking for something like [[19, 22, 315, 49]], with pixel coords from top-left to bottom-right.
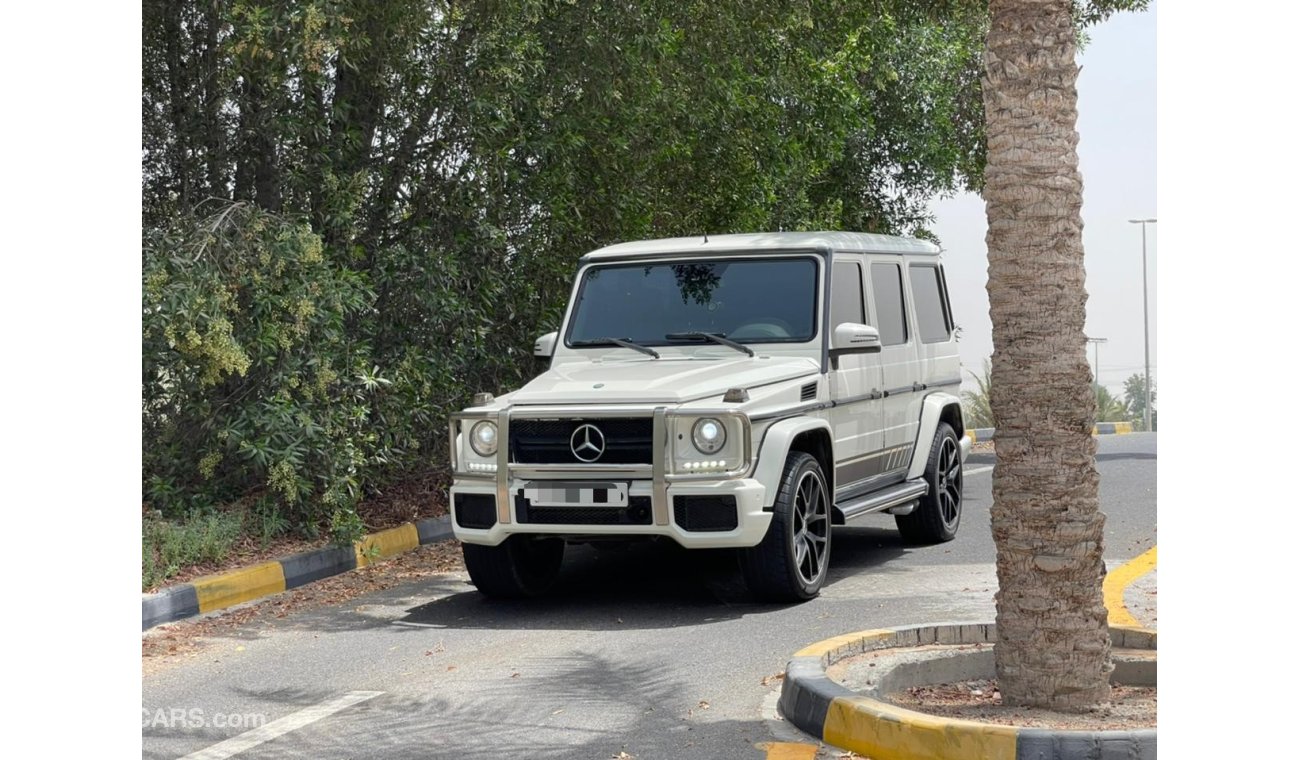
[[145, 653, 794, 760]]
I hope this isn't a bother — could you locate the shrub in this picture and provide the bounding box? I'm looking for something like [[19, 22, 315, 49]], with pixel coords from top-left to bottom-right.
[[143, 203, 377, 536]]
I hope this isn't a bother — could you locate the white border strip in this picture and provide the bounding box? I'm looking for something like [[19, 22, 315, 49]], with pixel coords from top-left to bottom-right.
[[179, 691, 383, 760]]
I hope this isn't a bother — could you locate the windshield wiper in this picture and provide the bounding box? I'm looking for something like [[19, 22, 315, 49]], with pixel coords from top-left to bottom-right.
[[664, 331, 755, 357], [572, 337, 660, 359]]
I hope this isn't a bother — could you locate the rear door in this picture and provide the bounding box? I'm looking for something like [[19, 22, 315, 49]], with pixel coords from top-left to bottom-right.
[[867, 260, 921, 478]]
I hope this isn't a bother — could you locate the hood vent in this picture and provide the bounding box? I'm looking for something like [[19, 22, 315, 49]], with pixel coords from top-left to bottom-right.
[[800, 382, 818, 402]]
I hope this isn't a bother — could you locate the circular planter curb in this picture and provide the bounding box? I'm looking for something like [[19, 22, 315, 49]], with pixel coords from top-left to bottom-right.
[[778, 622, 1156, 760]]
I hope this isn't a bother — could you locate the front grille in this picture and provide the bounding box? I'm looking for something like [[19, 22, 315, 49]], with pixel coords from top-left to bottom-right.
[[673, 495, 739, 532], [515, 494, 653, 525], [510, 418, 653, 465], [454, 493, 497, 529]]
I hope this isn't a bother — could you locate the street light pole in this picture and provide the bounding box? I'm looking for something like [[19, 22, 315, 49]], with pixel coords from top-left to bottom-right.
[[1128, 218, 1156, 431], [1086, 337, 1107, 385]]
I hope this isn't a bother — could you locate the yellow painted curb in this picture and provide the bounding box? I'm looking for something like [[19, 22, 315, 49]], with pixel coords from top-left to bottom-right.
[[795, 628, 894, 659], [824, 695, 1018, 760], [354, 523, 420, 568], [1114, 421, 1134, 434], [192, 561, 286, 614], [1104, 545, 1157, 629], [760, 741, 819, 760]]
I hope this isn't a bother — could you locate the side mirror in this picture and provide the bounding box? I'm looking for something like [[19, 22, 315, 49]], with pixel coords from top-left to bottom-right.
[[534, 331, 558, 358], [830, 323, 882, 354]]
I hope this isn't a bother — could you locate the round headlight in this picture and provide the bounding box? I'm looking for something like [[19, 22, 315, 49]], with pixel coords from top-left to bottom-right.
[[469, 420, 498, 457], [691, 417, 727, 455]]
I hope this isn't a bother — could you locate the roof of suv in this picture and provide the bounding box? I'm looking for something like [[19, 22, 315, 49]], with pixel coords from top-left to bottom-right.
[[581, 231, 940, 263]]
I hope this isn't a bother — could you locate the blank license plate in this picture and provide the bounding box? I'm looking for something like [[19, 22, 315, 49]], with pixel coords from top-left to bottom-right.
[[522, 482, 629, 507]]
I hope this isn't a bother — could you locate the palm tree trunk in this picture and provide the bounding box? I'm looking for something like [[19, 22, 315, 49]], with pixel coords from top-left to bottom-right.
[[983, 0, 1112, 710]]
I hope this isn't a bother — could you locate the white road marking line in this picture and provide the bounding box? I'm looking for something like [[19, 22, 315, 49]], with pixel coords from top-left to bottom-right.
[[965, 465, 992, 476], [179, 691, 383, 760]]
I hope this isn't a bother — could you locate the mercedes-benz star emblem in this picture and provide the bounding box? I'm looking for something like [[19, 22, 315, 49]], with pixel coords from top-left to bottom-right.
[[570, 424, 606, 462]]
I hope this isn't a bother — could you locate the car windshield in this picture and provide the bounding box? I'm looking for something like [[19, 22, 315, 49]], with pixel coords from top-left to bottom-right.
[[566, 257, 819, 346]]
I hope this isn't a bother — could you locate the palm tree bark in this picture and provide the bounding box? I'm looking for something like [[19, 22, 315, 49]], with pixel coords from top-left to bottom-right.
[[983, 0, 1112, 710]]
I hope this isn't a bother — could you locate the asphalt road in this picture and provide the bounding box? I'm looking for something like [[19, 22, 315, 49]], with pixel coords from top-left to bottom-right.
[[142, 433, 1156, 760]]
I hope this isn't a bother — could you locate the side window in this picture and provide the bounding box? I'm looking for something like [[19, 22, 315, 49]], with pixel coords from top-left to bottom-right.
[[869, 262, 908, 345], [910, 264, 953, 343], [831, 261, 865, 326]]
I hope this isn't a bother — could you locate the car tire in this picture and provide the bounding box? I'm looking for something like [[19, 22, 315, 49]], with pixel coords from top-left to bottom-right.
[[462, 536, 565, 598], [740, 452, 832, 602], [896, 422, 963, 544]]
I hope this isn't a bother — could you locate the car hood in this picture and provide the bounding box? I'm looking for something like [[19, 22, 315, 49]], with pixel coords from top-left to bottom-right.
[[509, 355, 820, 405]]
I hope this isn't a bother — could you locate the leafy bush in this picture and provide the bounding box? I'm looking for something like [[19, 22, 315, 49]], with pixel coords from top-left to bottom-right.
[[143, 204, 378, 537]]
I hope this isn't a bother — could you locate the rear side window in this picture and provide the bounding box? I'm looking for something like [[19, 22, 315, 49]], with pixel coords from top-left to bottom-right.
[[910, 264, 953, 343], [831, 261, 865, 326], [869, 263, 908, 345]]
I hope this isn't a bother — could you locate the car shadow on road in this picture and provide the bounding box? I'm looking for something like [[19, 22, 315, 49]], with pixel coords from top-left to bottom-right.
[[394, 542, 778, 633], [381, 528, 911, 634]]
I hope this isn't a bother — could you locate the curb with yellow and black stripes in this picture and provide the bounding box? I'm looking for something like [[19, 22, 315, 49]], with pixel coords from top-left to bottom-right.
[[779, 623, 1156, 760], [142, 516, 453, 631], [965, 421, 1138, 443]]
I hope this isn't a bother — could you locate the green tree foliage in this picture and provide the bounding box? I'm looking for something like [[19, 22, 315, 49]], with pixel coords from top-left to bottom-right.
[[1122, 372, 1155, 426], [1093, 384, 1129, 423], [143, 204, 379, 535], [142, 1, 992, 531]]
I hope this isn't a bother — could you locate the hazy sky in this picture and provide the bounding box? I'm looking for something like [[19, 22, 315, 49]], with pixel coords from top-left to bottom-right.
[[933, 3, 1157, 398]]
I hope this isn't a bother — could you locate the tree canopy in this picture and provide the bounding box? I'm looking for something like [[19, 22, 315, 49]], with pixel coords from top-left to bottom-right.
[[142, 0, 990, 531]]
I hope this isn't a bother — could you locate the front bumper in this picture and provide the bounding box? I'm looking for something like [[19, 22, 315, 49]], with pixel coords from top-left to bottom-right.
[[450, 475, 771, 548], [450, 405, 771, 548]]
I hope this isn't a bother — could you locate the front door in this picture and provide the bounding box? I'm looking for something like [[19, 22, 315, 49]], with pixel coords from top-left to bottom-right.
[[827, 257, 885, 498]]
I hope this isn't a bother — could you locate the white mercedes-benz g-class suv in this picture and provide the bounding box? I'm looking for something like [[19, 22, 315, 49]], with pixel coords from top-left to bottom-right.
[[448, 232, 969, 601]]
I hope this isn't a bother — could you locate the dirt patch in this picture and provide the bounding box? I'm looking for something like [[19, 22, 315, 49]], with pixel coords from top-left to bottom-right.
[[971, 440, 994, 454], [354, 469, 450, 531], [888, 678, 1155, 730], [142, 539, 465, 674]]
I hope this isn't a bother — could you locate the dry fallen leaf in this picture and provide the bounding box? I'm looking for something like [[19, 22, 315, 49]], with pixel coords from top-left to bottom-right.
[[142, 541, 465, 672]]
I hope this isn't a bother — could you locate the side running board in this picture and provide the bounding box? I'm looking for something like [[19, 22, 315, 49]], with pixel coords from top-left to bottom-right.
[[834, 480, 928, 524]]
